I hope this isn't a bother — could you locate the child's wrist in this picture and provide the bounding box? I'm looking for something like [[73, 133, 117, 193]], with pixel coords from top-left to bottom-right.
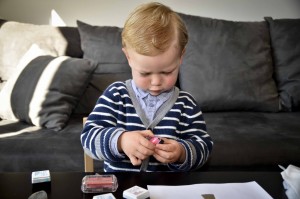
[[117, 131, 127, 152], [178, 143, 186, 163]]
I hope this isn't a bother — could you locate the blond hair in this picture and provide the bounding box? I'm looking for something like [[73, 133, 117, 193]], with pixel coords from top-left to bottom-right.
[[122, 2, 188, 56]]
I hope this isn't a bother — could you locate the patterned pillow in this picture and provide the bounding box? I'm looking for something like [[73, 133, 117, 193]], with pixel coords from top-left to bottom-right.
[[0, 19, 82, 91], [0, 45, 96, 131]]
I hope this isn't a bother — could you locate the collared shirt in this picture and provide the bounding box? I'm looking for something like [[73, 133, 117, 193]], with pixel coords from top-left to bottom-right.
[[131, 80, 174, 122]]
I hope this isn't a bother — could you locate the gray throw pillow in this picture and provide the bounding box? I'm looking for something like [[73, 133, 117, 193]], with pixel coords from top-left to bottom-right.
[[0, 45, 96, 131], [265, 17, 300, 111], [75, 20, 132, 114], [75, 63, 132, 114], [77, 20, 127, 64], [179, 13, 279, 112]]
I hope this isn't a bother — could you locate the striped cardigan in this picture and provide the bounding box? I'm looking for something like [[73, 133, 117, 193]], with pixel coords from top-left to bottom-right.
[[81, 80, 213, 172]]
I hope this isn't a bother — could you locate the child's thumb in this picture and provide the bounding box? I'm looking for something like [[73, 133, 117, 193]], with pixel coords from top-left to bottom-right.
[[141, 129, 154, 137]]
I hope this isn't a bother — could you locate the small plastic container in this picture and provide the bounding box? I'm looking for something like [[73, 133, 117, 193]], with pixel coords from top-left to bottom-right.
[[31, 170, 51, 184], [81, 174, 118, 193], [123, 185, 150, 199]]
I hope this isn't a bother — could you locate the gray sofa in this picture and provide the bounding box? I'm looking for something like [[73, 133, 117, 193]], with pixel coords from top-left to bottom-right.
[[0, 13, 299, 172]]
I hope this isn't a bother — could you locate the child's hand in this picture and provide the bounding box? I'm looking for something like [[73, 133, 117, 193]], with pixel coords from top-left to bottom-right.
[[153, 138, 186, 164], [117, 130, 155, 166]]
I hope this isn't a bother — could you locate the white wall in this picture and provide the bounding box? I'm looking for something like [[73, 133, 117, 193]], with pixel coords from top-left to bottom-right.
[[0, 0, 300, 27]]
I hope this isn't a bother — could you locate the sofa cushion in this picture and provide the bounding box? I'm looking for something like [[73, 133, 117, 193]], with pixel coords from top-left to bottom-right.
[[0, 45, 96, 131], [75, 20, 132, 114], [0, 115, 104, 172], [179, 13, 279, 112], [204, 112, 300, 170], [0, 19, 82, 91], [265, 17, 300, 111]]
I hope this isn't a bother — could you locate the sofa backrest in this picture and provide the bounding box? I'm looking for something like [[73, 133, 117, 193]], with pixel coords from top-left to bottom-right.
[[73, 16, 282, 114], [74, 15, 298, 114], [1, 15, 300, 118]]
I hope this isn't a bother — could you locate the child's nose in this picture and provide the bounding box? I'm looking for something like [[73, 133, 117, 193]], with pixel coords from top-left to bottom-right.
[[151, 75, 162, 86]]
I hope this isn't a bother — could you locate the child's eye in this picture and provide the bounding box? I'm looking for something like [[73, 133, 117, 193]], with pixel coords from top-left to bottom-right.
[[140, 72, 150, 76], [162, 71, 172, 75]]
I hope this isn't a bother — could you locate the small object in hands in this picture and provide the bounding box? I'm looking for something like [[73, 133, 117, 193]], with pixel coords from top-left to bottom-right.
[[145, 136, 164, 145], [123, 185, 150, 199], [93, 193, 116, 199], [81, 174, 118, 193], [28, 190, 48, 199], [140, 136, 164, 172], [146, 128, 163, 144]]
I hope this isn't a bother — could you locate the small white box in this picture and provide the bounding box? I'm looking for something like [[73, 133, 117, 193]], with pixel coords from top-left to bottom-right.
[[93, 193, 116, 199], [123, 185, 150, 199], [31, 170, 51, 184]]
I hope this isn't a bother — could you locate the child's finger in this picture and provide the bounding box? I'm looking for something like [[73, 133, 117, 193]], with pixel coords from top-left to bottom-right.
[[128, 155, 142, 166], [140, 129, 154, 137]]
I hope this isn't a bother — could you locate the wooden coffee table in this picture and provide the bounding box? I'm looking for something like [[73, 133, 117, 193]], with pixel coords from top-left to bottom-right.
[[0, 171, 287, 199]]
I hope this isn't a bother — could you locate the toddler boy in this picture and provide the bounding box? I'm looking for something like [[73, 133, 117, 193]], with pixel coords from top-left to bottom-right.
[[81, 2, 213, 172]]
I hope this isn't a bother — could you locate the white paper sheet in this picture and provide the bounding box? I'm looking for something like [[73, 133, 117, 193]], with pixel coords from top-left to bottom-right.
[[147, 181, 273, 199]]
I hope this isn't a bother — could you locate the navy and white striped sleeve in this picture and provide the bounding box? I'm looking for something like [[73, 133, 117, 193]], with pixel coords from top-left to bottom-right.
[[168, 91, 213, 171], [80, 82, 129, 162]]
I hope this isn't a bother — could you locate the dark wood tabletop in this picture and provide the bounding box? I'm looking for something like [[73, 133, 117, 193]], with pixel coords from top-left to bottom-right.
[[0, 171, 287, 199]]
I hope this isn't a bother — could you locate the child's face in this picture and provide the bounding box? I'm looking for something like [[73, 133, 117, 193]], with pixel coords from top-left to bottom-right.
[[123, 44, 184, 96]]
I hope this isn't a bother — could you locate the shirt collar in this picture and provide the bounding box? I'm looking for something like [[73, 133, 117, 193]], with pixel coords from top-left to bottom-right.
[[131, 79, 174, 100]]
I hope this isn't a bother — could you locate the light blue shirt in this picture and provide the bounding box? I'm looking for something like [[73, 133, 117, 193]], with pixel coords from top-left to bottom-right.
[[111, 80, 174, 157], [131, 80, 174, 122]]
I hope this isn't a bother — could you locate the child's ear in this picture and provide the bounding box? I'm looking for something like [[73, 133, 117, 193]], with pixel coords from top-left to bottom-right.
[[179, 48, 186, 64], [122, 48, 130, 60], [122, 47, 133, 67]]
